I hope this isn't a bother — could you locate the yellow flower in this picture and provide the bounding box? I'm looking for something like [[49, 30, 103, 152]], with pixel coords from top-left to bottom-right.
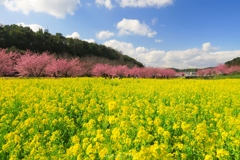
[[1, 78, 240, 159], [125, 137, 132, 146], [204, 154, 213, 160], [2, 142, 11, 152], [154, 117, 162, 126], [99, 148, 108, 159], [163, 131, 171, 139], [108, 101, 117, 112], [173, 122, 180, 130], [181, 153, 187, 160], [67, 143, 81, 156], [95, 129, 105, 142], [14, 135, 21, 144], [82, 138, 90, 149], [147, 117, 153, 125], [111, 128, 121, 142], [216, 149, 229, 158], [28, 128, 35, 135], [97, 114, 104, 122], [86, 144, 95, 155], [50, 130, 61, 142], [121, 106, 129, 116], [72, 135, 80, 144], [137, 126, 148, 139], [181, 121, 191, 132], [174, 142, 185, 150], [157, 127, 165, 135], [221, 131, 228, 140], [58, 107, 66, 114], [108, 115, 117, 124]]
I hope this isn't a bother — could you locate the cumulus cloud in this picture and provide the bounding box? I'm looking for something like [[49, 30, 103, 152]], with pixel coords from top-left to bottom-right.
[[17, 23, 44, 32], [117, 0, 173, 8], [104, 39, 165, 65], [2, 0, 80, 18], [104, 39, 136, 56], [83, 39, 96, 43], [65, 32, 96, 43], [96, 30, 115, 40], [95, 0, 114, 9], [202, 42, 219, 52], [66, 32, 81, 39], [104, 40, 240, 69], [117, 18, 157, 37]]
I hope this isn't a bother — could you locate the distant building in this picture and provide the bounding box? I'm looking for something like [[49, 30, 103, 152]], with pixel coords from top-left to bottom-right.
[[184, 71, 197, 78], [44, 29, 49, 33]]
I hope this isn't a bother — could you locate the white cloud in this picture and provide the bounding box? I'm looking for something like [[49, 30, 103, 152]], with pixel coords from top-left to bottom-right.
[[83, 39, 96, 43], [66, 32, 81, 39], [95, 0, 114, 9], [202, 42, 219, 52], [104, 40, 240, 69], [2, 0, 80, 18], [96, 30, 115, 40], [163, 48, 200, 63], [136, 47, 148, 53], [117, 18, 157, 37], [117, 0, 173, 8], [143, 50, 165, 64], [17, 23, 44, 32], [104, 39, 136, 57]]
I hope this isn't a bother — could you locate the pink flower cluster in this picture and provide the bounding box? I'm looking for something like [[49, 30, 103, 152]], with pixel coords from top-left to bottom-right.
[[91, 64, 177, 78], [197, 64, 240, 76], [0, 49, 83, 77], [0, 49, 177, 78]]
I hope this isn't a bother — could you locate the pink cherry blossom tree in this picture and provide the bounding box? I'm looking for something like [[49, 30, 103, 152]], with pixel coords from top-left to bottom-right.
[[15, 51, 53, 77], [148, 67, 160, 78], [111, 65, 129, 78], [134, 67, 177, 78], [128, 66, 142, 78], [228, 65, 240, 74], [46, 58, 83, 77], [0, 49, 18, 76], [136, 67, 150, 78], [91, 63, 112, 77], [161, 68, 177, 78], [196, 69, 206, 76], [214, 64, 230, 75], [107, 66, 117, 77], [197, 68, 216, 76]]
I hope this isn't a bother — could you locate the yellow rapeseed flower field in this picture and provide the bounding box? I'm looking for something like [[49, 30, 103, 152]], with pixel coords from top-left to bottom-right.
[[0, 78, 239, 159]]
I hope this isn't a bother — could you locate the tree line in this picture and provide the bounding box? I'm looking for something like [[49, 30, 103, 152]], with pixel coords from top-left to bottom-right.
[[1, 49, 240, 78], [196, 64, 240, 76], [0, 49, 176, 78], [0, 24, 143, 67]]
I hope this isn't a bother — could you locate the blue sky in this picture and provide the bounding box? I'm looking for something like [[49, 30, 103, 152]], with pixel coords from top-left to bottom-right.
[[0, 0, 240, 69]]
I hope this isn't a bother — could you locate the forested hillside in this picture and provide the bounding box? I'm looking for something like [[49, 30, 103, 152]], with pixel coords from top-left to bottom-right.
[[0, 24, 143, 67], [225, 57, 240, 67]]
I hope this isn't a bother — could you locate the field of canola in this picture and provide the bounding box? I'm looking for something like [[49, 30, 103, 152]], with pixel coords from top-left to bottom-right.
[[0, 78, 239, 160]]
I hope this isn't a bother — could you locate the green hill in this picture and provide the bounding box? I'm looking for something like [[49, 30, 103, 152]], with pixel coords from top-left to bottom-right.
[[225, 57, 240, 67], [0, 24, 143, 67]]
